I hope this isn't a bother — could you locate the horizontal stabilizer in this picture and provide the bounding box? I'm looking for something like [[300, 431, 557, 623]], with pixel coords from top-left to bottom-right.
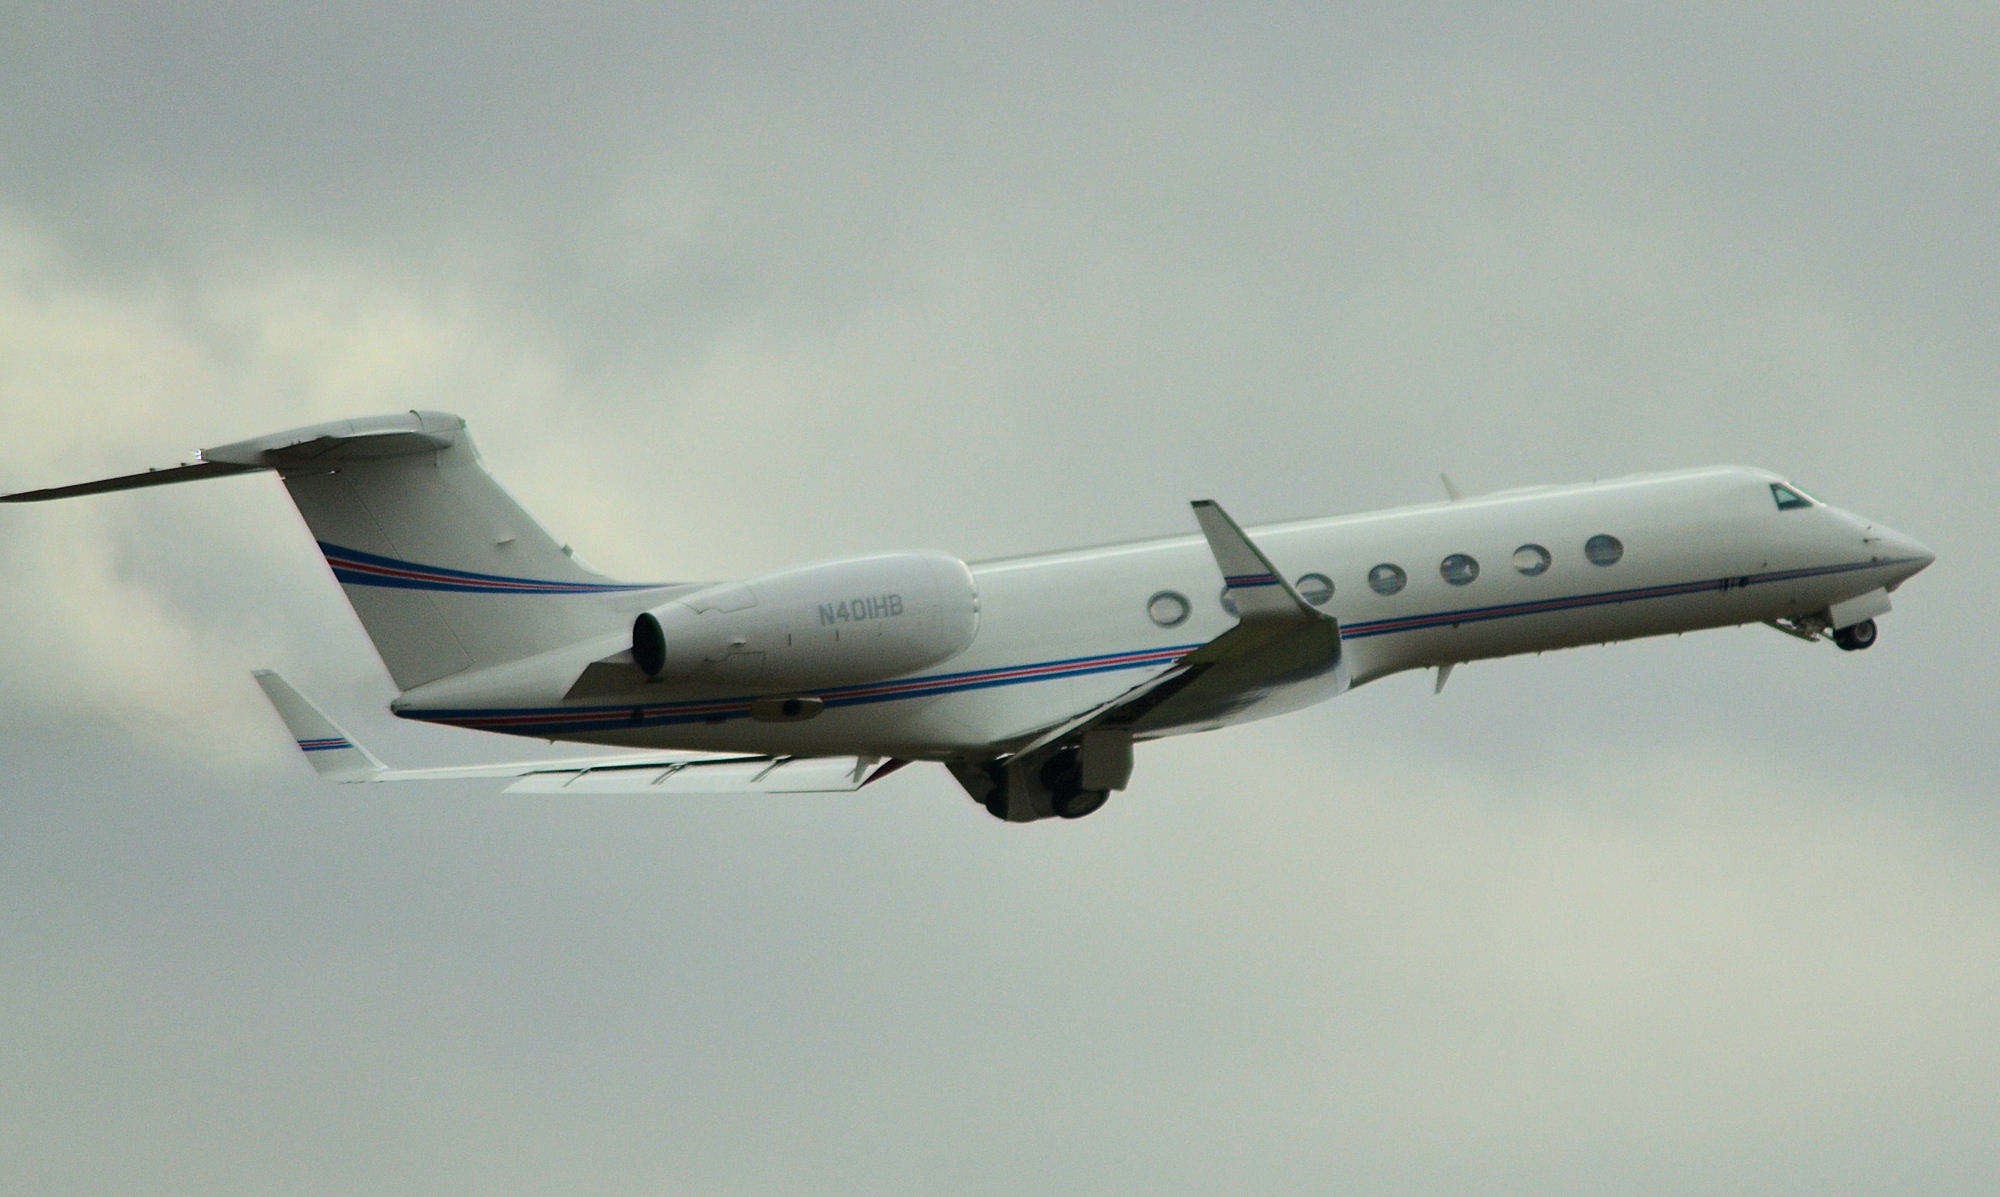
[[2, 460, 263, 503], [2, 412, 462, 503], [205, 417, 457, 469]]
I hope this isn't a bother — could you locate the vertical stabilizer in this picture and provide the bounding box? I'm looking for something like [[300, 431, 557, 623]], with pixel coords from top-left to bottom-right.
[[204, 412, 662, 690]]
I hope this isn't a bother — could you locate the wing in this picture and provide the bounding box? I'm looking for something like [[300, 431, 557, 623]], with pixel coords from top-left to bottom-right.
[[1015, 500, 1347, 757], [252, 670, 904, 795]]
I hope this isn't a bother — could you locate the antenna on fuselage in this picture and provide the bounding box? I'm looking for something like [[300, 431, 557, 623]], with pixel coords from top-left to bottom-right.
[[1440, 473, 1465, 502]]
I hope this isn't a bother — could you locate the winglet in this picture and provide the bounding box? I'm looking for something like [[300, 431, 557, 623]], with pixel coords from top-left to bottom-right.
[[251, 670, 386, 782], [1190, 500, 1317, 622]]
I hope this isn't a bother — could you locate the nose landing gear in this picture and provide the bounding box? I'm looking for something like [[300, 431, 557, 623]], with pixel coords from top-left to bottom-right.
[[1766, 614, 1881, 652]]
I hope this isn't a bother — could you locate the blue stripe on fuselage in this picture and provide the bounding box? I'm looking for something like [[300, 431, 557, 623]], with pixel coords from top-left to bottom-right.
[[396, 557, 1909, 737]]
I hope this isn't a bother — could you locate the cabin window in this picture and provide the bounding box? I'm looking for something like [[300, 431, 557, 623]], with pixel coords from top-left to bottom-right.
[[1512, 544, 1551, 576], [1584, 534, 1624, 566], [1368, 563, 1407, 596], [1296, 572, 1334, 606], [1440, 553, 1480, 586], [1770, 483, 1813, 511], [1147, 590, 1190, 627]]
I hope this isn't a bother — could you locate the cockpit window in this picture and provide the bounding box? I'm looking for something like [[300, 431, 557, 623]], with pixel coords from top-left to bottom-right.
[[1770, 482, 1815, 511]]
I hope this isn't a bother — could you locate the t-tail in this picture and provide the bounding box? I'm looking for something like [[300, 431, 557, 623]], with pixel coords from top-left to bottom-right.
[[3, 411, 668, 690]]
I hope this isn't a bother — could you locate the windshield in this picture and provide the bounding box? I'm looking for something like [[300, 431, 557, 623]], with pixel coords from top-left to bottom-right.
[[1770, 482, 1816, 511]]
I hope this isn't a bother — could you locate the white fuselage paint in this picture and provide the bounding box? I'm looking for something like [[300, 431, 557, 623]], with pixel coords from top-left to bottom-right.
[[393, 467, 1933, 760]]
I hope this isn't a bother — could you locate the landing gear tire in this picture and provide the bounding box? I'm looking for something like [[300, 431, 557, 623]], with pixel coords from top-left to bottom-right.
[[1832, 619, 1878, 652], [1040, 748, 1110, 820], [1053, 787, 1110, 820]]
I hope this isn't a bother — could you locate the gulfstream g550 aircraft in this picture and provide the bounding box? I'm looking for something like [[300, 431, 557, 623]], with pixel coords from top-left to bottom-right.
[[5, 412, 1933, 822]]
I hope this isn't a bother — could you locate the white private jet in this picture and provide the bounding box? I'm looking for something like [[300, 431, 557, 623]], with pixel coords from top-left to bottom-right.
[[4, 412, 1933, 822]]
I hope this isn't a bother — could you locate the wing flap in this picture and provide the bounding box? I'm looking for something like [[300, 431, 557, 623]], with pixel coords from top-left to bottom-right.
[[1119, 616, 1343, 736], [504, 755, 891, 795]]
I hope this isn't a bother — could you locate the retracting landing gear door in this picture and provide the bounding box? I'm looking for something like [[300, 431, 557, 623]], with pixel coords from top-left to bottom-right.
[[1827, 587, 1891, 631]]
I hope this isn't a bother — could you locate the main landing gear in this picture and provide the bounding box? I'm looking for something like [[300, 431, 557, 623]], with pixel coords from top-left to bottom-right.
[[1831, 618, 1878, 652], [1041, 748, 1110, 820], [948, 743, 1118, 823]]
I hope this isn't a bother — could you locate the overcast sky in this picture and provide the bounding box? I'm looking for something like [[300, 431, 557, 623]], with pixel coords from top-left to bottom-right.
[[3, 6, 1996, 1194]]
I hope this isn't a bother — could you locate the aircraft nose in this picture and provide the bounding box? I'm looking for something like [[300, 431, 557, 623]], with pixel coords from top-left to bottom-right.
[[1877, 526, 1936, 577]]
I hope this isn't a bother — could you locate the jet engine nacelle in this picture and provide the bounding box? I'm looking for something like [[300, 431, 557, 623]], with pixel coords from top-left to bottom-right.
[[631, 551, 979, 691]]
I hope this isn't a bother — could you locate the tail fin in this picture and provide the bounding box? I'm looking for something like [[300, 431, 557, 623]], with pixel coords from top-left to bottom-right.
[[8, 412, 666, 691], [205, 412, 660, 688]]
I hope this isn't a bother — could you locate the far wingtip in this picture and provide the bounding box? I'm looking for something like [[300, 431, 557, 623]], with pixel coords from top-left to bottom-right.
[[251, 669, 386, 781]]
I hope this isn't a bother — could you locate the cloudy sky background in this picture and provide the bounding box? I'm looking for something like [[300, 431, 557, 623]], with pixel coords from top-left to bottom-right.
[[3, 5, 1995, 1192]]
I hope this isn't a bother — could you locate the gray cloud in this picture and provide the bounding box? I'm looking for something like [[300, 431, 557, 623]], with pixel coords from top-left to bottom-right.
[[2, 5, 1995, 1193]]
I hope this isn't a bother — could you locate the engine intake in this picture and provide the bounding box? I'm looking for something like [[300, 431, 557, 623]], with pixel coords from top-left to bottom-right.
[[632, 608, 669, 677]]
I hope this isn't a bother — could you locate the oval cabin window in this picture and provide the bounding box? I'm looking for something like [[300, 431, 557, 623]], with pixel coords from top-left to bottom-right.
[[1148, 590, 1190, 627], [1368, 563, 1407, 596], [1584, 534, 1624, 567], [1296, 572, 1334, 606], [1513, 544, 1551, 576], [1440, 553, 1479, 586]]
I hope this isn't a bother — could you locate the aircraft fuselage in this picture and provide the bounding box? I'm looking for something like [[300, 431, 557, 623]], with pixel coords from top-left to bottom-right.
[[391, 465, 1932, 760]]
